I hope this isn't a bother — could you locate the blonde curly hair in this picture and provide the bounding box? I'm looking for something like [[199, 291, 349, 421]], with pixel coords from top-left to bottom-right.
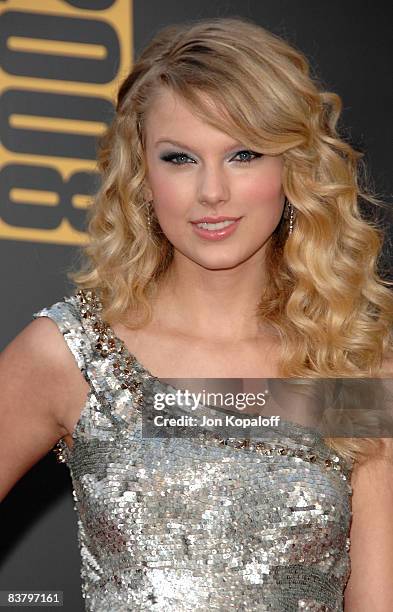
[[68, 16, 393, 466]]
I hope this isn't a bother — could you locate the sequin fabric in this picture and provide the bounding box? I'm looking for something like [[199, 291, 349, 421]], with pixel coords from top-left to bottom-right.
[[33, 290, 353, 612]]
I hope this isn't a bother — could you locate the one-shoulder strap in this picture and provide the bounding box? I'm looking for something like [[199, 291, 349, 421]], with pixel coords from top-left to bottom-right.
[[32, 294, 92, 384], [32, 291, 132, 434], [32, 294, 98, 464]]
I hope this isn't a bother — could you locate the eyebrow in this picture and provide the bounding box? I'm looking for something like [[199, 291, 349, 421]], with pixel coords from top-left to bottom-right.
[[154, 138, 243, 151]]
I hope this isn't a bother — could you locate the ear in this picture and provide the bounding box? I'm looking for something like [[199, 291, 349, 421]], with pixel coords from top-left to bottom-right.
[[141, 181, 153, 203]]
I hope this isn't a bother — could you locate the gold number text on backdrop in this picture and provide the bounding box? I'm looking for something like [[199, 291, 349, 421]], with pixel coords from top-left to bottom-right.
[[0, 0, 132, 245]]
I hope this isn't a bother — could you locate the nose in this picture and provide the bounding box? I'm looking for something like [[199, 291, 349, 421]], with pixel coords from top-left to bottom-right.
[[197, 164, 230, 207]]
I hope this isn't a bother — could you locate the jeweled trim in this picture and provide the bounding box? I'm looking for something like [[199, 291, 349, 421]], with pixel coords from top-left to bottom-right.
[[76, 288, 144, 408], [211, 435, 348, 479]]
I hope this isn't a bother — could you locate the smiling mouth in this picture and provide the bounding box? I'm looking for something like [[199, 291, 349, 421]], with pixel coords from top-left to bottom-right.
[[190, 217, 242, 241], [194, 219, 237, 230], [191, 215, 242, 228]]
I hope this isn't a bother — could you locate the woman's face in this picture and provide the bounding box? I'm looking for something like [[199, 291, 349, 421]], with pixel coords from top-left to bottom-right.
[[143, 88, 285, 271]]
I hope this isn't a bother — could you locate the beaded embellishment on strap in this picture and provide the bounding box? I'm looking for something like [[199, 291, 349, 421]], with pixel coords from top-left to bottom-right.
[[212, 436, 347, 477], [77, 288, 144, 409]]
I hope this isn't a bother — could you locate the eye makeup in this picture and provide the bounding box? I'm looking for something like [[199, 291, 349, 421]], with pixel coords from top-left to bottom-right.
[[159, 150, 263, 165]]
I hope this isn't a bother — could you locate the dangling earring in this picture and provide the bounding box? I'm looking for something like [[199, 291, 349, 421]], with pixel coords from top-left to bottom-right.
[[288, 201, 294, 235], [284, 197, 295, 235], [146, 199, 153, 231]]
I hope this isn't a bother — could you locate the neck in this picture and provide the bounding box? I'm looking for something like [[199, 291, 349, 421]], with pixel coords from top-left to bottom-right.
[[152, 253, 272, 342]]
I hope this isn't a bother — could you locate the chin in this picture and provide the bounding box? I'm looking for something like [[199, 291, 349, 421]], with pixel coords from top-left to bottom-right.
[[194, 255, 247, 271]]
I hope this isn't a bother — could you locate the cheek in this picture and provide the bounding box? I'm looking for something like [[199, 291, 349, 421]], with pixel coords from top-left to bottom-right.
[[242, 181, 284, 219], [245, 170, 284, 229], [262, 179, 283, 201], [244, 170, 283, 205], [244, 172, 284, 230], [152, 194, 189, 233], [154, 195, 187, 224], [149, 170, 190, 218]]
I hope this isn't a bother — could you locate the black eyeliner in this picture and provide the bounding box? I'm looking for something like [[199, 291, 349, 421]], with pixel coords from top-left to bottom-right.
[[160, 150, 263, 164]]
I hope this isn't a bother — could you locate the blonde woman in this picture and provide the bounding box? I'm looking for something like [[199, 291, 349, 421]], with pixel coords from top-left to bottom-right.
[[1, 16, 393, 612]]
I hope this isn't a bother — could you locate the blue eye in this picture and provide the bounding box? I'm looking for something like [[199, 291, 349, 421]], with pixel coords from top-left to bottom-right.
[[233, 150, 262, 163], [160, 150, 263, 165], [161, 152, 194, 165]]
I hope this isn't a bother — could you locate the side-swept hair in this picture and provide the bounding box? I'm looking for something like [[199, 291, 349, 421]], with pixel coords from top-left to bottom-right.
[[68, 16, 393, 465]]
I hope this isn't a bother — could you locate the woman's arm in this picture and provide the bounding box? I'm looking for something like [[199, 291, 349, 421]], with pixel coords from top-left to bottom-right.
[[0, 318, 77, 502], [344, 437, 393, 611]]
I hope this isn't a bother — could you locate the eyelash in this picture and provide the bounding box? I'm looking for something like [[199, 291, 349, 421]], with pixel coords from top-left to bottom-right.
[[160, 150, 263, 165]]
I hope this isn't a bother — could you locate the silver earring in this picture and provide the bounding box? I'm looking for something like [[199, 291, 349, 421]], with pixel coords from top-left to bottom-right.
[[284, 198, 295, 235], [146, 199, 153, 231]]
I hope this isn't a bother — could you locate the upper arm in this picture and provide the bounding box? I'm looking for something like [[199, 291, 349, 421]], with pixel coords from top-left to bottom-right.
[[344, 438, 393, 611], [0, 317, 81, 502]]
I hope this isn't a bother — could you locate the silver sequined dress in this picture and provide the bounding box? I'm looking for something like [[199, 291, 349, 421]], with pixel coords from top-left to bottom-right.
[[33, 289, 353, 612]]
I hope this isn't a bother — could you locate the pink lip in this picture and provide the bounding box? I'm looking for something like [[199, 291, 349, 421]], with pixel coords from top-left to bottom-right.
[[191, 215, 241, 224], [191, 217, 242, 241]]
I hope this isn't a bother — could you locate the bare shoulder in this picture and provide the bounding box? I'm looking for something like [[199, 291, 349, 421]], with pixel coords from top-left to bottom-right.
[[344, 350, 393, 608], [2, 316, 67, 379], [6, 315, 89, 422], [3, 315, 77, 386], [345, 444, 393, 610], [1, 316, 85, 432], [0, 316, 90, 501]]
